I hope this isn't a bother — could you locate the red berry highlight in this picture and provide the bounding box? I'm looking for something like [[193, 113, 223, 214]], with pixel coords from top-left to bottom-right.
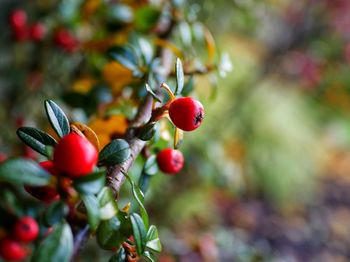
[[157, 148, 184, 174], [29, 23, 46, 42], [53, 133, 98, 178], [9, 10, 27, 30], [169, 97, 204, 131], [0, 238, 27, 261], [13, 217, 39, 243], [24, 161, 59, 203]]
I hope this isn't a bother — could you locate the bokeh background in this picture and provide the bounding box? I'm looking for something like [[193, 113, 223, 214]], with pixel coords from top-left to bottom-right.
[[2, 0, 350, 261]]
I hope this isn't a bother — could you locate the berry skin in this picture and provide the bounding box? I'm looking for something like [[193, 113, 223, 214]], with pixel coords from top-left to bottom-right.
[[157, 148, 184, 174], [9, 10, 27, 30], [54, 29, 78, 52], [29, 23, 46, 42], [13, 217, 39, 243], [0, 238, 27, 261], [53, 133, 98, 178], [169, 97, 204, 131], [24, 161, 59, 203]]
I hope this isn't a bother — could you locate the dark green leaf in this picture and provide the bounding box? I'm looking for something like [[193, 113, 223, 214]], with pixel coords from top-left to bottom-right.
[[0, 158, 51, 186], [107, 46, 139, 72], [146, 225, 162, 252], [96, 216, 130, 250], [175, 58, 184, 95], [130, 213, 147, 255], [81, 194, 100, 231], [97, 187, 118, 220], [134, 6, 161, 32], [32, 221, 73, 262], [73, 171, 106, 195], [144, 251, 156, 262], [44, 201, 69, 226], [145, 84, 162, 103], [138, 122, 156, 141], [44, 100, 70, 138], [109, 247, 126, 262], [17, 127, 57, 157], [98, 139, 130, 166]]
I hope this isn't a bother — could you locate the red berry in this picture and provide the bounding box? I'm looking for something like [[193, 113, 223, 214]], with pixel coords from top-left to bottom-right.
[[53, 133, 98, 178], [0, 153, 7, 163], [9, 9, 27, 30], [24, 161, 60, 203], [0, 238, 27, 261], [13, 27, 28, 42], [169, 97, 204, 131], [13, 217, 39, 243], [29, 23, 46, 42], [54, 29, 78, 52], [157, 148, 184, 174]]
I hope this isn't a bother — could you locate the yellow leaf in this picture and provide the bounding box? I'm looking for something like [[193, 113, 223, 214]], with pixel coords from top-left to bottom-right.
[[102, 62, 133, 92], [71, 77, 95, 94], [71, 122, 100, 151]]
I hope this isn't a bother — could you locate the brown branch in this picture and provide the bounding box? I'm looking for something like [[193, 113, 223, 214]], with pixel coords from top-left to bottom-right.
[[106, 94, 153, 195]]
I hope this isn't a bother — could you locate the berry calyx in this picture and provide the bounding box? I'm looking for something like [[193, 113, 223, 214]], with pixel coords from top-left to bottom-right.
[[157, 148, 184, 174], [29, 23, 46, 42], [13, 216, 39, 243], [9, 10, 27, 30], [0, 238, 27, 261], [53, 133, 98, 178], [24, 161, 60, 203], [169, 97, 204, 131]]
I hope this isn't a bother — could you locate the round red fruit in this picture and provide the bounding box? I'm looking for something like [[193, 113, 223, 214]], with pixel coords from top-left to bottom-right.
[[0, 238, 27, 261], [54, 29, 78, 52], [157, 148, 184, 174], [13, 216, 39, 243], [53, 133, 98, 178], [169, 97, 204, 131], [30, 23, 46, 41], [9, 9, 27, 30]]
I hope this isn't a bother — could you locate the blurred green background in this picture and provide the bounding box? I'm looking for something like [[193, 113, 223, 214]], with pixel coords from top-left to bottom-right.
[[3, 0, 350, 261]]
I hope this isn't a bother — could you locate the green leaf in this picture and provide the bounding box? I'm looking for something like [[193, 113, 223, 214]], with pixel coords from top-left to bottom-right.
[[32, 221, 73, 262], [134, 6, 160, 32], [73, 171, 106, 195], [146, 225, 162, 252], [44, 201, 69, 226], [175, 58, 184, 95], [81, 194, 100, 231], [17, 127, 57, 157], [143, 155, 158, 175], [107, 4, 133, 25], [0, 158, 51, 186], [145, 84, 162, 103], [107, 46, 139, 72], [138, 122, 157, 141], [98, 139, 131, 166], [144, 251, 156, 262], [44, 100, 70, 138], [109, 247, 126, 262], [181, 76, 194, 96], [96, 216, 130, 250], [130, 213, 147, 255], [97, 187, 118, 220]]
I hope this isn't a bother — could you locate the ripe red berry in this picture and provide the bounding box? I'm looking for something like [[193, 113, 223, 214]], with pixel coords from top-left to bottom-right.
[[9, 9, 27, 30], [169, 97, 204, 131], [29, 23, 46, 42], [54, 29, 78, 52], [157, 148, 184, 174], [0, 238, 27, 261], [53, 133, 98, 178], [13, 27, 28, 42], [24, 161, 60, 203], [13, 216, 39, 243]]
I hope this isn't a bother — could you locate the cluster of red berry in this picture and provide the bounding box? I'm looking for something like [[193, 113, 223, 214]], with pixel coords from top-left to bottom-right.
[[26, 133, 97, 203], [157, 97, 204, 175], [9, 9, 78, 52], [0, 217, 39, 261]]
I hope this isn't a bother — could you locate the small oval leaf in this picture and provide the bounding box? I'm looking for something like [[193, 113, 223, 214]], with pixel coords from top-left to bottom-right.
[[17, 127, 57, 157], [130, 213, 147, 255], [73, 171, 106, 195], [0, 158, 51, 186], [32, 221, 73, 262], [145, 84, 162, 103], [175, 58, 184, 95], [98, 139, 131, 166], [81, 194, 100, 231], [44, 100, 70, 138]]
